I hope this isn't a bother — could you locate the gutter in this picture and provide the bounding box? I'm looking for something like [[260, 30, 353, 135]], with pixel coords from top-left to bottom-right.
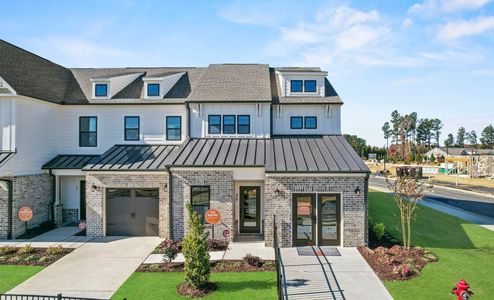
[[167, 167, 173, 239], [0, 178, 13, 239]]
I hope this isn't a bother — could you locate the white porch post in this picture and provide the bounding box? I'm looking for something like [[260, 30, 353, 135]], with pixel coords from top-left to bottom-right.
[[54, 175, 63, 226]]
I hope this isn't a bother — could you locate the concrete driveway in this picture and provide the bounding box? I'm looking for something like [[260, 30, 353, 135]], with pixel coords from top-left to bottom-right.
[[8, 236, 160, 299]]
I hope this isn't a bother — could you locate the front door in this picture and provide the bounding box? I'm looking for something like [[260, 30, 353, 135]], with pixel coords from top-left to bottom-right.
[[318, 194, 341, 246], [239, 186, 260, 233], [293, 194, 316, 246]]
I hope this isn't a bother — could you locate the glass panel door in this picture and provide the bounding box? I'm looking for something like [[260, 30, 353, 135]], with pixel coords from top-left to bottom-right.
[[240, 187, 260, 233], [293, 194, 316, 246], [318, 194, 340, 246]]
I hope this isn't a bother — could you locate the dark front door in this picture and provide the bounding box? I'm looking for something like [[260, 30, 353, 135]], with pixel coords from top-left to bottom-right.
[[318, 194, 341, 246], [106, 188, 159, 236], [239, 186, 260, 233], [80, 181, 86, 220], [293, 194, 316, 246]]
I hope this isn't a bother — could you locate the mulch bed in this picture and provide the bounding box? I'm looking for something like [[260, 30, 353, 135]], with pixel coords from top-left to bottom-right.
[[138, 260, 276, 273], [0, 247, 73, 266], [358, 245, 438, 281], [153, 239, 229, 254], [177, 282, 217, 298]]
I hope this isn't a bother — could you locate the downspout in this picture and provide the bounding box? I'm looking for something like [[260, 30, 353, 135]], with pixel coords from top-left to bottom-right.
[[0, 178, 13, 239], [167, 167, 173, 240], [186, 103, 191, 139], [364, 173, 369, 246], [49, 170, 56, 224]]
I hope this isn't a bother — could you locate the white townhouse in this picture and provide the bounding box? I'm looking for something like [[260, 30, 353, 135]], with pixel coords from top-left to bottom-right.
[[0, 40, 369, 247]]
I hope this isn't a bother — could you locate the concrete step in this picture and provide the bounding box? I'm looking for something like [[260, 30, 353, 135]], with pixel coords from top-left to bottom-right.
[[234, 234, 264, 242]]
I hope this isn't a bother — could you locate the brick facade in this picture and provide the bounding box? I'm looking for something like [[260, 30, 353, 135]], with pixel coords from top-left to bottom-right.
[[0, 174, 53, 239], [264, 174, 368, 247], [85, 172, 169, 238], [171, 170, 234, 241]]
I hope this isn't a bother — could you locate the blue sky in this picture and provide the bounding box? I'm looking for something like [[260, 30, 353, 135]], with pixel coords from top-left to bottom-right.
[[1, 0, 493, 146]]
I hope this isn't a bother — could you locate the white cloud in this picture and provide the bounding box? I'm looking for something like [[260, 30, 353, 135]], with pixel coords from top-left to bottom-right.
[[437, 16, 494, 40], [409, 0, 492, 17]]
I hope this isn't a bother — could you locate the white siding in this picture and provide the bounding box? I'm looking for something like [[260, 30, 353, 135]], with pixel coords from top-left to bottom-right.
[[0, 97, 59, 176], [190, 103, 270, 138], [60, 176, 85, 210], [57, 104, 187, 154], [272, 104, 341, 135]]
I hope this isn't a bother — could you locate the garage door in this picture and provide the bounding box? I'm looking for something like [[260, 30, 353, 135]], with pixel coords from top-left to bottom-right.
[[106, 188, 159, 236]]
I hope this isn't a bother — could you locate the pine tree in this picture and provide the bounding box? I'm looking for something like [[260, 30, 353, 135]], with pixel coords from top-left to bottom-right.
[[455, 127, 466, 147], [480, 125, 494, 149]]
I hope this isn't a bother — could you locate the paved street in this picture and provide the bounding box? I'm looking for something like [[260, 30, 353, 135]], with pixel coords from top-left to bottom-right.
[[370, 177, 494, 231]]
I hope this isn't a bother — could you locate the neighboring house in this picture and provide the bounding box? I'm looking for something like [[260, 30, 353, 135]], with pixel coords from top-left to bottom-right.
[[0, 40, 369, 247], [424, 147, 494, 177]]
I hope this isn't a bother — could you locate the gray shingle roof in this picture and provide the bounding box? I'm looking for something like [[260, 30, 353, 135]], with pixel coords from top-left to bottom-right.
[[188, 64, 272, 102], [42, 154, 99, 169], [75, 136, 368, 173]]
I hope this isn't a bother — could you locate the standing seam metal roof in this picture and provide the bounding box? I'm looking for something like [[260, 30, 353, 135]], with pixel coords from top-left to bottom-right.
[[73, 136, 368, 173]]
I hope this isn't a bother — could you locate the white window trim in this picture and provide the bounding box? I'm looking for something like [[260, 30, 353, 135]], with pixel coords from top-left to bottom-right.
[[90, 79, 111, 99]]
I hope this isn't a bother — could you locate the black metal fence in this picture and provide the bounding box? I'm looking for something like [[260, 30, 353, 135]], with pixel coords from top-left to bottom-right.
[[273, 215, 288, 300], [0, 294, 102, 300]]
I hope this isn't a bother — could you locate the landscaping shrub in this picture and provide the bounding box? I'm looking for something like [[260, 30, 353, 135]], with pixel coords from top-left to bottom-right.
[[181, 203, 211, 289], [18, 244, 34, 254], [161, 239, 180, 264], [372, 223, 386, 241], [46, 245, 65, 256], [243, 254, 263, 268], [208, 239, 229, 251], [0, 246, 17, 255]]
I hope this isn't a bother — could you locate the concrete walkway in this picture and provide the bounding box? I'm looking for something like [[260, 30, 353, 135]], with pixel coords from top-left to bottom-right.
[[0, 226, 92, 248], [144, 240, 275, 264], [8, 236, 160, 299], [280, 247, 392, 300]]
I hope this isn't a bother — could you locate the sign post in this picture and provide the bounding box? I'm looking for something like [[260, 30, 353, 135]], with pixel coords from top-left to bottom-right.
[[205, 209, 221, 239], [18, 207, 33, 236]]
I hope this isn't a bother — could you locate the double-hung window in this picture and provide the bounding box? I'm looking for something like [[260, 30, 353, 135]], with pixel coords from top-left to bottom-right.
[[166, 116, 182, 141], [191, 186, 210, 222], [223, 115, 236, 134], [79, 116, 97, 147], [208, 115, 221, 134], [304, 116, 317, 129], [290, 116, 303, 129], [124, 116, 140, 141], [237, 115, 250, 134]]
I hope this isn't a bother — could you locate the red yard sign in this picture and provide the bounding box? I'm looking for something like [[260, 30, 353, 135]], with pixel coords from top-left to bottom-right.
[[205, 209, 221, 225], [18, 207, 33, 222]]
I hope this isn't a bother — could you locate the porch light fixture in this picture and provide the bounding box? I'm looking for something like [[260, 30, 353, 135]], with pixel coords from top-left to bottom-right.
[[91, 184, 103, 193], [354, 186, 361, 196]]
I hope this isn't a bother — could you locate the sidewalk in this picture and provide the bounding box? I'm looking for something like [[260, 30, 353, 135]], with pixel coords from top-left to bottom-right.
[[0, 227, 92, 248]]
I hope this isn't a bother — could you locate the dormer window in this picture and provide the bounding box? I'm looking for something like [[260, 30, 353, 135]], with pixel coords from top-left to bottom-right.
[[290, 80, 317, 93], [147, 83, 160, 97], [290, 80, 303, 92], [304, 80, 317, 92], [95, 84, 108, 97]]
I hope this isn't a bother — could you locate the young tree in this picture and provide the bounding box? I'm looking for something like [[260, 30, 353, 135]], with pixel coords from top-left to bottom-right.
[[480, 125, 494, 149], [455, 127, 466, 147], [386, 176, 431, 251], [181, 203, 210, 290]]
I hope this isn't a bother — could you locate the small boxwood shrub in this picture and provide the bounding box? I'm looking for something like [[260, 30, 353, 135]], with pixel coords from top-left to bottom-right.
[[243, 254, 263, 268]]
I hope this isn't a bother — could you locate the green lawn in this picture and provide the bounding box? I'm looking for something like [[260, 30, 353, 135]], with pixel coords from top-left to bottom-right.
[[369, 190, 494, 299], [112, 272, 277, 300], [0, 265, 44, 293]]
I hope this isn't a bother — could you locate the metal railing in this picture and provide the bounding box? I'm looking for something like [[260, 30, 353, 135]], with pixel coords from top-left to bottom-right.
[[0, 294, 102, 300], [273, 215, 288, 300]]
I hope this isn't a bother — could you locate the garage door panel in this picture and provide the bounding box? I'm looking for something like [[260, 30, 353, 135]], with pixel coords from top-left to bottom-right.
[[106, 188, 159, 236]]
